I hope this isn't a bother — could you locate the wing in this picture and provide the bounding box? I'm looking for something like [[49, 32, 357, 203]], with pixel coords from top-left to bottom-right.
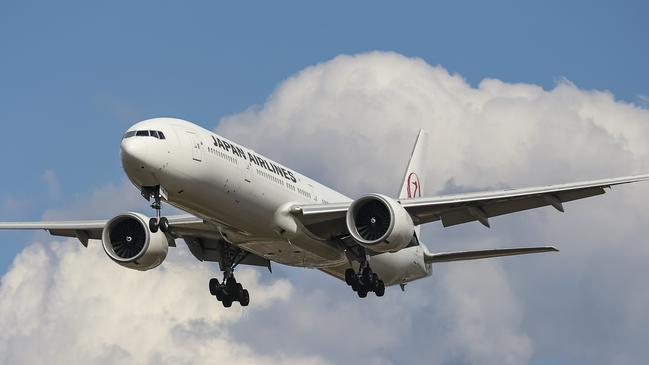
[[424, 246, 558, 263], [0, 213, 272, 268], [0, 214, 203, 244], [404, 174, 649, 227], [292, 174, 649, 237]]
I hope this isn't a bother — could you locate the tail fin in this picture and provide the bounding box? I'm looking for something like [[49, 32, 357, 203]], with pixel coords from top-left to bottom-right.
[[398, 129, 428, 238]]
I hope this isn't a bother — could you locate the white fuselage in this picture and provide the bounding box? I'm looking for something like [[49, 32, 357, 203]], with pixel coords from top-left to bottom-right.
[[120, 118, 431, 286]]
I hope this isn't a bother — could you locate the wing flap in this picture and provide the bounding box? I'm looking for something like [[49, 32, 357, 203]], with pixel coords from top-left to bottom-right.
[[438, 186, 607, 227]]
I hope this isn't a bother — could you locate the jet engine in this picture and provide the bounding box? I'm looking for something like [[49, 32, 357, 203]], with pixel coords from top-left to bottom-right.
[[346, 194, 415, 253], [101, 212, 170, 271]]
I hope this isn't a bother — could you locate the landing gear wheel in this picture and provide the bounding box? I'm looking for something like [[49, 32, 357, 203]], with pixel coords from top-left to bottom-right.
[[375, 280, 385, 297], [209, 278, 219, 296], [345, 268, 356, 285], [357, 288, 368, 298], [222, 298, 233, 308], [240, 289, 250, 307], [226, 277, 237, 291], [351, 280, 360, 292], [362, 267, 374, 287], [235, 283, 244, 299], [159, 217, 170, 233], [149, 217, 159, 233], [214, 288, 225, 301]]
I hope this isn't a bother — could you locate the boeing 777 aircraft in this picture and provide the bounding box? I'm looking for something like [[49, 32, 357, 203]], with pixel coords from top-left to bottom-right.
[[2, 117, 648, 308]]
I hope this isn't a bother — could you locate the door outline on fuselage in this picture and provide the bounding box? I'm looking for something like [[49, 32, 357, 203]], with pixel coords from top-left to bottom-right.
[[186, 131, 202, 162]]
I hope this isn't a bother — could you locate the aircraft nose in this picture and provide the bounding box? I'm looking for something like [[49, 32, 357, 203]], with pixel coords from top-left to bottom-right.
[[120, 136, 160, 187], [120, 137, 149, 169]]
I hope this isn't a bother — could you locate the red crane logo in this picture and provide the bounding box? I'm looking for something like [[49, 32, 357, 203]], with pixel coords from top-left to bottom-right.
[[407, 172, 421, 198]]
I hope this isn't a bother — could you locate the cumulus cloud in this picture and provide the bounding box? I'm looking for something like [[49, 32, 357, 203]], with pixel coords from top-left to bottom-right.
[[0, 240, 328, 365], [3, 52, 649, 364], [217, 52, 649, 364], [638, 94, 649, 106]]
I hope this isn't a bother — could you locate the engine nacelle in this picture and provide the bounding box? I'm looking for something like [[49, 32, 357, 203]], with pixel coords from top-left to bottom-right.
[[101, 212, 169, 271], [346, 194, 415, 253]]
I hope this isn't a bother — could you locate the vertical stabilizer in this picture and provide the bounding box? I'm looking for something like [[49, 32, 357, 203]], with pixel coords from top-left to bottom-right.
[[398, 129, 428, 238]]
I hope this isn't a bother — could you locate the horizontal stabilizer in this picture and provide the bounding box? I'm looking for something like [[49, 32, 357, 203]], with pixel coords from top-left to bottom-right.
[[424, 246, 558, 263]]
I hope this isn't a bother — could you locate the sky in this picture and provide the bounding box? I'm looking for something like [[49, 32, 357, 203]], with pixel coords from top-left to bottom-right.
[[1, 1, 649, 364]]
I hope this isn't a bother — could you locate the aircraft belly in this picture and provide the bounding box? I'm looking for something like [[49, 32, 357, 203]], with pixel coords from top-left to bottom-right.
[[237, 239, 344, 268], [320, 246, 431, 286], [166, 185, 347, 268]]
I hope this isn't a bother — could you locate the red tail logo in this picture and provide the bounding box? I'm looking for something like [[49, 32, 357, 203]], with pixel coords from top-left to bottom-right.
[[407, 172, 421, 198]]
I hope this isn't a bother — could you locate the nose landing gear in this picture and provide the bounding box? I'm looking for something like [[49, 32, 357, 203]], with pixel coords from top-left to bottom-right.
[[142, 186, 170, 233], [149, 216, 169, 233]]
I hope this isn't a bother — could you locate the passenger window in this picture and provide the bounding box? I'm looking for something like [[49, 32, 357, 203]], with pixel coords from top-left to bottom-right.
[[150, 130, 159, 139], [158, 132, 166, 139], [136, 130, 149, 137]]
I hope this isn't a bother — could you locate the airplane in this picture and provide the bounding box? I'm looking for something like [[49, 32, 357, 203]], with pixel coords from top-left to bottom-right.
[[1, 117, 648, 308]]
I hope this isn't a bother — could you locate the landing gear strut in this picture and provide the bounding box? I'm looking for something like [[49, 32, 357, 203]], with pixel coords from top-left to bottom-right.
[[143, 186, 169, 233], [208, 242, 250, 307], [344, 248, 385, 298]]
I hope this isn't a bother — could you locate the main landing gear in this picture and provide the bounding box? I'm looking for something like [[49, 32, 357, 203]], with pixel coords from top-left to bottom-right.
[[345, 265, 385, 298], [209, 276, 250, 308], [209, 242, 250, 307], [142, 186, 170, 233], [344, 247, 385, 298]]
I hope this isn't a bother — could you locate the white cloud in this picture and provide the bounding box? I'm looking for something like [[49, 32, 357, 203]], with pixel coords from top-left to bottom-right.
[[217, 52, 649, 364], [637, 94, 649, 106], [219, 53, 648, 197], [0, 240, 327, 365], [3, 52, 649, 364]]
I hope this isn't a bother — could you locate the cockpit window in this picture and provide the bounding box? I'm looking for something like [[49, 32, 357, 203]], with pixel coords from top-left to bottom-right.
[[123, 131, 137, 139], [124, 130, 166, 139]]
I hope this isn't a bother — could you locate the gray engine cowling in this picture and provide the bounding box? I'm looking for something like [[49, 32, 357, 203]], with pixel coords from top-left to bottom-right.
[[101, 212, 169, 271], [345, 194, 415, 253]]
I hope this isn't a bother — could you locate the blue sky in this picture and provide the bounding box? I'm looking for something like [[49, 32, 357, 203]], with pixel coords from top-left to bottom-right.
[[1, 1, 649, 364], [1, 0, 647, 217]]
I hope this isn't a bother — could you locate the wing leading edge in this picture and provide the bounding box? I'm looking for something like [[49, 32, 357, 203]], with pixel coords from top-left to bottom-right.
[[0, 214, 204, 246]]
